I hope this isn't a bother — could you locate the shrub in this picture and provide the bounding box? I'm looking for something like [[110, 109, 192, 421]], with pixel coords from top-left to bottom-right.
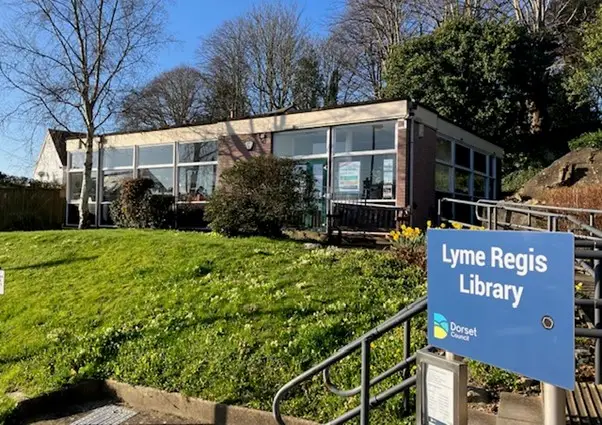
[[205, 156, 317, 237], [110, 178, 174, 228], [501, 166, 542, 195], [568, 130, 602, 151]]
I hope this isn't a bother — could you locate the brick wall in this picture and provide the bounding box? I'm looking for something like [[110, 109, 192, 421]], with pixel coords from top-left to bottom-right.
[[397, 119, 409, 207], [411, 124, 438, 227], [217, 132, 273, 180]]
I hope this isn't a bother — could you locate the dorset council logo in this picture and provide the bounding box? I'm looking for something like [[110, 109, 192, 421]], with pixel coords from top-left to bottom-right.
[[433, 313, 449, 339]]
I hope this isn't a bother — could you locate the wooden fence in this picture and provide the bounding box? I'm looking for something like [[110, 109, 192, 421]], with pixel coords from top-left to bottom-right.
[[0, 187, 65, 231]]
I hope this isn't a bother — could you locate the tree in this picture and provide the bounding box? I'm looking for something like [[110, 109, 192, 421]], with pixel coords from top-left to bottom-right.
[[568, 4, 602, 116], [198, 17, 250, 121], [384, 18, 555, 155], [119, 66, 207, 131], [293, 48, 324, 110], [0, 0, 167, 228]]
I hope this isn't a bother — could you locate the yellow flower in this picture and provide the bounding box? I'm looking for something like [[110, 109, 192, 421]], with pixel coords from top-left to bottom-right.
[[576, 282, 583, 292], [427, 220, 432, 228], [452, 222, 462, 230], [440, 223, 446, 228]]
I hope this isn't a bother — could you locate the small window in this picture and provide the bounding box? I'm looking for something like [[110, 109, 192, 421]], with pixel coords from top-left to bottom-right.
[[474, 151, 487, 174], [179, 142, 218, 163], [138, 145, 173, 166], [455, 144, 471, 169], [436, 138, 452, 163], [102, 147, 133, 169]]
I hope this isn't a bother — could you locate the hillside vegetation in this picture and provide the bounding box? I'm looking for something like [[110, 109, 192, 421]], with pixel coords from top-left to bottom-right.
[[0, 230, 426, 423]]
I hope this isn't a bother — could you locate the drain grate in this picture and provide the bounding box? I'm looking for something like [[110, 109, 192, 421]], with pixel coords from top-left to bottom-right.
[[71, 404, 137, 425]]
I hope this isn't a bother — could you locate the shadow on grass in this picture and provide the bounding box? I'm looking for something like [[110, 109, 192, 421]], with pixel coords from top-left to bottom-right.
[[5, 256, 99, 271]]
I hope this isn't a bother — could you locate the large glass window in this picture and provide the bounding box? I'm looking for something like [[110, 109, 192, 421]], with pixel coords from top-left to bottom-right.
[[474, 151, 487, 174], [273, 129, 327, 157], [68, 172, 97, 202], [139, 168, 174, 195], [178, 165, 216, 201], [139, 145, 173, 166], [102, 147, 133, 169], [102, 170, 133, 202], [436, 138, 452, 163], [179, 141, 218, 163], [455, 144, 471, 168], [333, 155, 396, 200], [435, 164, 452, 192], [334, 121, 395, 153]]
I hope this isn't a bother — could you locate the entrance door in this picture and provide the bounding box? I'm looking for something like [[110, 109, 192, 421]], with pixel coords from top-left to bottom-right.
[[301, 159, 327, 228]]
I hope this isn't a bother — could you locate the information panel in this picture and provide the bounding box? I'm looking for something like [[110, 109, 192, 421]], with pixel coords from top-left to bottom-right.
[[427, 229, 575, 390]]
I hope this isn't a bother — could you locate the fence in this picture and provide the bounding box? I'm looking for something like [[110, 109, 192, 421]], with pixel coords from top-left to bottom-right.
[[0, 187, 65, 231]]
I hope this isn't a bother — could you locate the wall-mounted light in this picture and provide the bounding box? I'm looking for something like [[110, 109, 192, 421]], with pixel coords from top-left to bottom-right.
[[245, 140, 254, 151]]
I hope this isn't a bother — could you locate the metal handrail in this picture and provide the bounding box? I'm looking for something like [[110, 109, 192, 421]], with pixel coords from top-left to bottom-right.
[[477, 199, 602, 215], [273, 296, 427, 425]]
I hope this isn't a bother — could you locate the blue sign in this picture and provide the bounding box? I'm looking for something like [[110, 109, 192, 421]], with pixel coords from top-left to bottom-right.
[[427, 229, 575, 390]]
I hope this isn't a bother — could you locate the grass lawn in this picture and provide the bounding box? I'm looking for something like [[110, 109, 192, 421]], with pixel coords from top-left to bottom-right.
[[0, 229, 426, 423]]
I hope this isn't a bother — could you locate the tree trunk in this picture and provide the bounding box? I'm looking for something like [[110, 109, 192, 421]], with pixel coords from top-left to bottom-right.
[[528, 76, 549, 135], [78, 133, 95, 229]]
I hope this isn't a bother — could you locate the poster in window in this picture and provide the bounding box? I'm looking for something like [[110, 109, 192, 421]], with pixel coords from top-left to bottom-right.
[[383, 184, 393, 199], [383, 158, 394, 185], [338, 161, 361, 193]]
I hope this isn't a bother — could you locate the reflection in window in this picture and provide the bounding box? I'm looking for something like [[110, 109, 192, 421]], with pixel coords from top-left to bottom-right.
[[436, 139, 452, 163], [69, 151, 98, 169], [103, 147, 133, 169], [102, 170, 133, 201], [139, 168, 174, 195], [473, 174, 486, 197], [333, 154, 396, 200], [138, 145, 173, 166], [334, 121, 395, 153], [455, 144, 471, 168], [178, 165, 216, 201], [68, 172, 97, 202], [455, 169, 470, 194], [179, 141, 218, 163], [273, 129, 327, 157], [435, 164, 452, 192]]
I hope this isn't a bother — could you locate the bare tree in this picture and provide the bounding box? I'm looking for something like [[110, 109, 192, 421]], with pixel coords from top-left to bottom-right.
[[245, 2, 309, 113], [0, 0, 167, 228], [508, 0, 586, 31], [329, 0, 416, 99], [410, 0, 508, 28], [120, 66, 207, 131], [198, 17, 250, 120]]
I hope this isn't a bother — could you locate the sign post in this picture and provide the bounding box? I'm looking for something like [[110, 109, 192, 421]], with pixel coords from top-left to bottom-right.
[[425, 229, 575, 424]]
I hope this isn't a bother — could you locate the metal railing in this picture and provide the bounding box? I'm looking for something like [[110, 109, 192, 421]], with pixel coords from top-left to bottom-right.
[[273, 198, 602, 425], [273, 297, 428, 425]]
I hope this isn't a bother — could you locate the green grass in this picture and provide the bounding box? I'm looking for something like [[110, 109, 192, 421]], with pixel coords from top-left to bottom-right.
[[0, 229, 427, 423]]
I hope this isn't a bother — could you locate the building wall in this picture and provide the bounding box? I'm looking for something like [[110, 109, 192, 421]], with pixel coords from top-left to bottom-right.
[[217, 132, 273, 180], [411, 124, 438, 227], [33, 134, 64, 184]]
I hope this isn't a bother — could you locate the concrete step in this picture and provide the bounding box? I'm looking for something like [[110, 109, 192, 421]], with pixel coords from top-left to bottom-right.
[[469, 409, 497, 425], [496, 392, 543, 425]]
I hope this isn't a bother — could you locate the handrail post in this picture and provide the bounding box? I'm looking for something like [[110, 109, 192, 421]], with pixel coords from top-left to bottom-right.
[[594, 247, 602, 385], [403, 320, 411, 413], [360, 338, 371, 425]]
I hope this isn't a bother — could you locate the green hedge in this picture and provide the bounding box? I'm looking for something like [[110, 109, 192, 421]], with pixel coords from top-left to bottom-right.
[[568, 130, 602, 151]]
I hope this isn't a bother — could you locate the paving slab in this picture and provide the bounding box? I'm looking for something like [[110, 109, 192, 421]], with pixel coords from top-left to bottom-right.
[[497, 392, 543, 425]]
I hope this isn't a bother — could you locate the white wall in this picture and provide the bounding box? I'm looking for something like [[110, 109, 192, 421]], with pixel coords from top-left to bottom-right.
[[33, 133, 64, 184]]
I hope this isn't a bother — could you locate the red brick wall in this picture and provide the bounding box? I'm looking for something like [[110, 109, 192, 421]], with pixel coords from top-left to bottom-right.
[[217, 132, 273, 181], [411, 124, 437, 227], [397, 119, 409, 207]]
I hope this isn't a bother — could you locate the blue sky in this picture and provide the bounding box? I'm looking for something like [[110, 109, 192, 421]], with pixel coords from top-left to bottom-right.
[[0, 0, 338, 177]]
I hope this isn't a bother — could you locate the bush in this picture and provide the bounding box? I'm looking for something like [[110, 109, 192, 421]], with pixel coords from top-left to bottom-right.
[[501, 166, 542, 195], [205, 156, 317, 237], [110, 178, 174, 228], [568, 130, 602, 151]]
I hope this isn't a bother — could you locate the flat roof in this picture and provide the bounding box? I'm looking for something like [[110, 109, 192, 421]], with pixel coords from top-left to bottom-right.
[[64, 98, 503, 156]]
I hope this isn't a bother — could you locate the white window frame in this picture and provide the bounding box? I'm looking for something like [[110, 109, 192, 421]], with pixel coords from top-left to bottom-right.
[[175, 141, 219, 205]]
